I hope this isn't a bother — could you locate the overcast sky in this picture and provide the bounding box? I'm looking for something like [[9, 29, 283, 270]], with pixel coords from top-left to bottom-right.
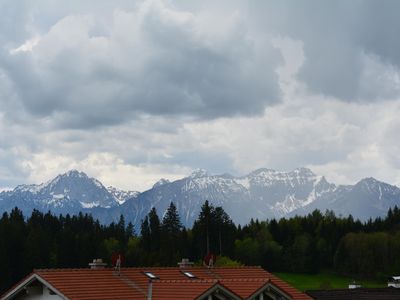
[[1, 0, 400, 191]]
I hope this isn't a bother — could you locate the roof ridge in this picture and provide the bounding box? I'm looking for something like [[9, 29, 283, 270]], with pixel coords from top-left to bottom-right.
[[132, 266, 263, 269], [35, 268, 97, 272], [220, 278, 269, 282], [155, 279, 218, 283], [34, 266, 264, 272], [153, 278, 269, 283]]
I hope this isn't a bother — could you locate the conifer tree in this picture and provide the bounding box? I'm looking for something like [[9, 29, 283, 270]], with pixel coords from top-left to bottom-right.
[[160, 202, 183, 264], [192, 201, 236, 258], [148, 207, 161, 252], [161, 202, 182, 235], [140, 216, 151, 251]]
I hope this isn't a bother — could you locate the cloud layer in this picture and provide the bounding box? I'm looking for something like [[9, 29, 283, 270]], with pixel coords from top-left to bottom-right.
[[2, 0, 281, 127], [1, 0, 400, 190]]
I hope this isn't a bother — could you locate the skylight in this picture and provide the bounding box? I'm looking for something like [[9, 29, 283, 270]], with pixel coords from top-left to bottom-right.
[[182, 271, 196, 278], [144, 272, 158, 279]]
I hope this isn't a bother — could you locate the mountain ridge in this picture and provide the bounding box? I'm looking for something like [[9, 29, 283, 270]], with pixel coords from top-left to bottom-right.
[[1, 168, 399, 229]]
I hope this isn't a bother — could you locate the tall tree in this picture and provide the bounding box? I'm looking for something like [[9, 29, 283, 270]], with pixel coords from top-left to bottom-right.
[[192, 200, 213, 257], [140, 216, 151, 252], [148, 207, 161, 252], [161, 202, 183, 264], [161, 202, 182, 235], [192, 201, 236, 259]]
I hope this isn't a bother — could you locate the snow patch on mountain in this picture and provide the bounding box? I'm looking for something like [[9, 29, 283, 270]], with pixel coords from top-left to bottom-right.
[[235, 178, 250, 189], [80, 201, 99, 208], [107, 186, 139, 204]]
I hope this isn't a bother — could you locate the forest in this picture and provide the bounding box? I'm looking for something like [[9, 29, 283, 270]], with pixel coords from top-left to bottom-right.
[[1, 201, 400, 294]]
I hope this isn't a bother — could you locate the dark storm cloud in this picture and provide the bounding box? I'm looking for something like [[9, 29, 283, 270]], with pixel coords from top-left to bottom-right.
[[0, 0, 282, 129], [255, 0, 400, 101], [2, 0, 400, 131]]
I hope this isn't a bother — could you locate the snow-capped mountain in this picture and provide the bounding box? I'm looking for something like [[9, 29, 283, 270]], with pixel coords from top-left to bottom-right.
[[0, 168, 399, 229], [0, 170, 124, 215], [111, 167, 337, 228]]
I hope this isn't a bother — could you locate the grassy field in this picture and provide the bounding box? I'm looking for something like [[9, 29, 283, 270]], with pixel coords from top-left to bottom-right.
[[273, 271, 386, 291]]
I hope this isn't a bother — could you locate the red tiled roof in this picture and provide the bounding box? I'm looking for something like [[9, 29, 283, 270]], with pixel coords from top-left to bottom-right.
[[152, 280, 217, 299], [265, 272, 312, 300], [2, 266, 312, 300]]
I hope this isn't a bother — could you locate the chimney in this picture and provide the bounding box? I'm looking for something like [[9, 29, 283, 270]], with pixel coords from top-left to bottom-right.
[[178, 258, 194, 268], [348, 280, 361, 289], [89, 258, 107, 269]]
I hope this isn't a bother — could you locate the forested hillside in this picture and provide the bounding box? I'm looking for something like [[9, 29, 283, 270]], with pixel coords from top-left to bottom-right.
[[1, 202, 400, 294]]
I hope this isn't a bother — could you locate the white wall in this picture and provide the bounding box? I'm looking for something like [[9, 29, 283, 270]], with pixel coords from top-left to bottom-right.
[[14, 285, 62, 300]]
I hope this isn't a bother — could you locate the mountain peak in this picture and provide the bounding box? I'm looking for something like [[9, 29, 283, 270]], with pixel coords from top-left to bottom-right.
[[189, 168, 209, 178], [352, 177, 400, 198], [356, 177, 381, 188], [153, 178, 170, 188], [62, 169, 88, 178], [248, 168, 276, 176], [293, 167, 315, 176], [248, 167, 316, 178], [359, 177, 378, 183]]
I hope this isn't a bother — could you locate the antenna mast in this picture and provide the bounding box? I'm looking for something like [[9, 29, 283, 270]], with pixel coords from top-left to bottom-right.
[[115, 254, 121, 274]]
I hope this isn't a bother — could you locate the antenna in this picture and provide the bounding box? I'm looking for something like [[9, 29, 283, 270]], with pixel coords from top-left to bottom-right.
[[115, 254, 121, 273], [147, 279, 153, 300], [219, 226, 222, 256], [203, 253, 216, 268], [206, 216, 210, 254], [111, 253, 124, 275]]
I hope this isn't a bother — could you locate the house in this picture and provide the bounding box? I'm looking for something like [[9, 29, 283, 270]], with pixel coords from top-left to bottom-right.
[[388, 276, 400, 288], [1, 261, 311, 300], [306, 287, 400, 300]]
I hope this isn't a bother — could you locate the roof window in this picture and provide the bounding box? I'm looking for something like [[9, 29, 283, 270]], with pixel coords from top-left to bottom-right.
[[144, 272, 159, 279], [182, 271, 196, 278]]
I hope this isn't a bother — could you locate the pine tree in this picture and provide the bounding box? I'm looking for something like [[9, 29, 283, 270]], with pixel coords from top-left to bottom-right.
[[192, 201, 236, 258], [160, 202, 183, 264], [194, 200, 213, 255], [140, 216, 151, 251], [161, 202, 182, 235], [214, 206, 236, 256], [148, 207, 161, 252], [126, 222, 135, 239]]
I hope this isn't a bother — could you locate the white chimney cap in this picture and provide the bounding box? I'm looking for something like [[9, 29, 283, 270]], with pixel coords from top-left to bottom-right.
[[89, 258, 107, 269]]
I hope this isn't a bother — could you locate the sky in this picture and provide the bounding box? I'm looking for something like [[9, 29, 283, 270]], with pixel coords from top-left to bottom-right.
[[1, 0, 400, 191]]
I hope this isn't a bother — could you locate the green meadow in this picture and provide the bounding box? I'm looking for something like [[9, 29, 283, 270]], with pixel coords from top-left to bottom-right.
[[274, 271, 386, 291]]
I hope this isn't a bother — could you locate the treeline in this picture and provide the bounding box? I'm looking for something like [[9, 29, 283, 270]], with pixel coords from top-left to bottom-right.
[[1, 202, 400, 293]]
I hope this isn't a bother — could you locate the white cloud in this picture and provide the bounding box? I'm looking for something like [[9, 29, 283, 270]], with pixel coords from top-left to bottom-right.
[[10, 37, 41, 54], [21, 151, 191, 191]]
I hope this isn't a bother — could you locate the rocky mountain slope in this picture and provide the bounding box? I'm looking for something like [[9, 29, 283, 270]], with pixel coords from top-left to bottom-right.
[[289, 177, 400, 220]]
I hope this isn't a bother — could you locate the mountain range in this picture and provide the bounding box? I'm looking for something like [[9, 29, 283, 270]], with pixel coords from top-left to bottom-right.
[[0, 168, 399, 230]]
